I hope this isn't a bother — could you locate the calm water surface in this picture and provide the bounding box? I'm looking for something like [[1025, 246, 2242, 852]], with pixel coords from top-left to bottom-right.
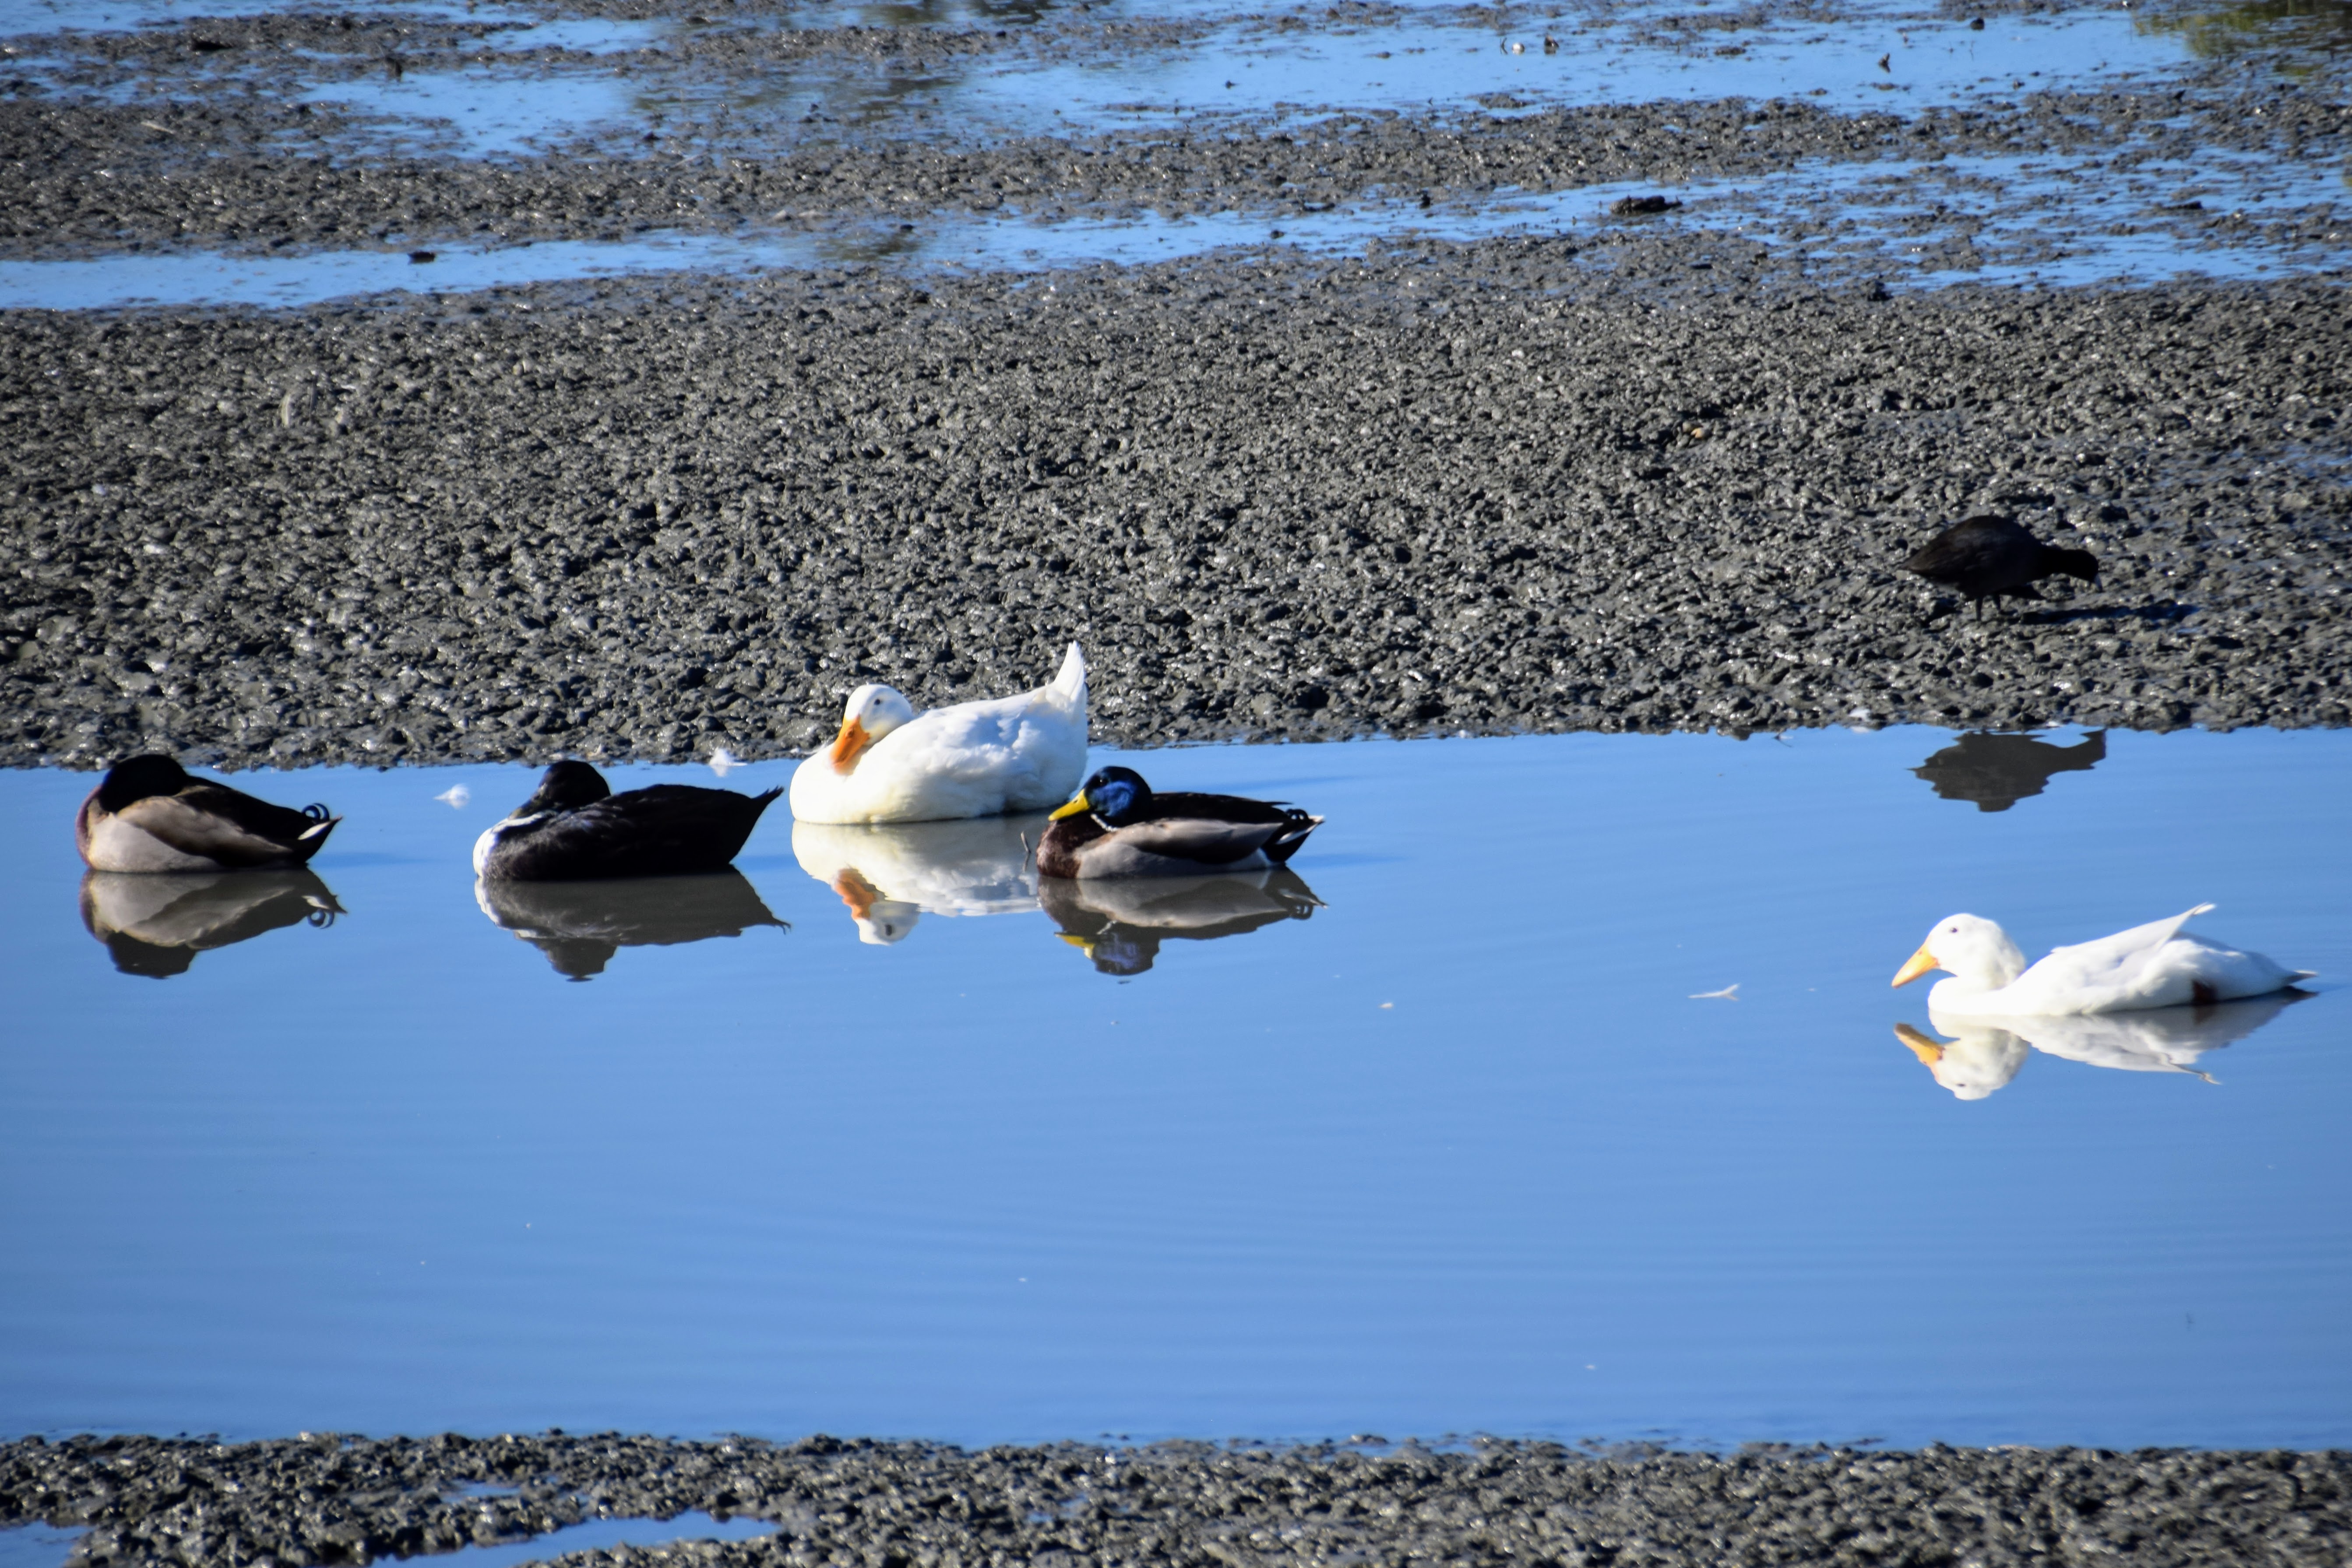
[[2, 726, 2348, 1449]]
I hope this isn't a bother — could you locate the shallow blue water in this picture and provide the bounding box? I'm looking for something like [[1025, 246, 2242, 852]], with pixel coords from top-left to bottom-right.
[[2, 727, 2348, 1450]]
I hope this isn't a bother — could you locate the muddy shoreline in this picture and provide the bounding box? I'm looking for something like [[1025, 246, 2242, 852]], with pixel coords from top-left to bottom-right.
[[4, 249, 2348, 771], [4, 1431, 2348, 1568]]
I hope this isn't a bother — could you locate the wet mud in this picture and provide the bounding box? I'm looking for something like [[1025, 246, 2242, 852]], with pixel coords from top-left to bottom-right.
[[3, 1431, 2348, 1568], [2, 249, 2348, 768]]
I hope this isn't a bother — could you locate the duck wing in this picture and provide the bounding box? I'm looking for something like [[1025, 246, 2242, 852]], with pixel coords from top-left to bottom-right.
[[1141, 794, 1323, 865], [1077, 816, 1295, 874], [489, 786, 780, 881], [114, 786, 336, 868], [2011, 904, 2216, 1012]]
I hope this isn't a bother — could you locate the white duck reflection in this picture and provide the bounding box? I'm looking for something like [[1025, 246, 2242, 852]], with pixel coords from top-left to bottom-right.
[[1895, 989, 2311, 1099], [790, 815, 1042, 945], [1039, 868, 1323, 976], [474, 869, 789, 980], [79, 868, 344, 979]]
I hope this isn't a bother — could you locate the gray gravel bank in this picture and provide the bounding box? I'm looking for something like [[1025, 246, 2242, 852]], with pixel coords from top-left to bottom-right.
[[3, 246, 2348, 770], [4, 1431, 2348, 1568]]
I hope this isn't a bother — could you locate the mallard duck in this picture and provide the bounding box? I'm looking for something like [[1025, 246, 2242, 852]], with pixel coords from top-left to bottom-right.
[[77, 754, 339, 872], [788, 643, 1088, 825], [1039, 867, 1322, 974], [1901, 514, 2097, 620], [1892, 904, 2312, 1016], [474, 868, 789, 979], [1039, 766, 1321, 879], [473, 760, 781, 881], [79, 868, 343, 979], [790, 815, 1040, 944]]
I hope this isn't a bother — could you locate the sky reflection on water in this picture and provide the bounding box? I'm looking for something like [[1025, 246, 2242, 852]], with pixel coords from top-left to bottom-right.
[[1, 726, 2347, 1451]]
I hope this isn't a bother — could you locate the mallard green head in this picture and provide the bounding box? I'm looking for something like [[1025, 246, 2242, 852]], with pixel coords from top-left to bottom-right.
[[1049, 766, 1149, 826]]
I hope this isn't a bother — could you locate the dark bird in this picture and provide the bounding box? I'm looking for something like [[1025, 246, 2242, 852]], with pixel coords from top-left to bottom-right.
[[473, 760, 780, 881], [1902, 514, 2097, 620], [77, 754, 339, 872], [1039, 766, 1321, 879]]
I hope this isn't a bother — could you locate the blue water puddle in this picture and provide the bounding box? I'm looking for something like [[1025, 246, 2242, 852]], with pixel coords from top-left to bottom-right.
[[0, 1526, 85, 1568], [4, 145, 2340, 310], [248, 5, 2198, 159], [3, 726, 2349, 1449], [983, 4, 2193, 130]]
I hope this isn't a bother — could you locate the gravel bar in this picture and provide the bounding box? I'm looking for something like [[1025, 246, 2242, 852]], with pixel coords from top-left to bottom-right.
[[3, 247, 2349, 770], [5, 1431, 2350, 1568]]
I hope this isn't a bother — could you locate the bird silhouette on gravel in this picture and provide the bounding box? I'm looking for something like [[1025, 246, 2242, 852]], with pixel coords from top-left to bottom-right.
[[1902, 514, 2098, 621]]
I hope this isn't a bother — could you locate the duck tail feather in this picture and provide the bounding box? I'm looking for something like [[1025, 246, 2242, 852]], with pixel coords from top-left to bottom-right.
[[1051, 641, 1087, 701]]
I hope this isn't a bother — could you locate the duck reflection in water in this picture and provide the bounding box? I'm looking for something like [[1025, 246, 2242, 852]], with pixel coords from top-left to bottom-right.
[[474, 870, 788, 980], [1894, 989, 2311, 1099], [1911, 729, 2106, 812], [1040, 868, 1323, 976], [80, 868, 344, 979], [792, 815, 1041, 945]]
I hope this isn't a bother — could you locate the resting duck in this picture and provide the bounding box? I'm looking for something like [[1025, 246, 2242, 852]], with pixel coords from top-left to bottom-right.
[[474, 760, 781, 881], [77, 754, 339, 872], [1039, 766, 1321, 879], [788, 643, 1088, 825], [1892, 904, 2311, 1017]]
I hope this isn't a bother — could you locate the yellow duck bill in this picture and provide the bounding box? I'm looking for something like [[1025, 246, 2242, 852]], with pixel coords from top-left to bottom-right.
[[1892, 945, 1942, 987]]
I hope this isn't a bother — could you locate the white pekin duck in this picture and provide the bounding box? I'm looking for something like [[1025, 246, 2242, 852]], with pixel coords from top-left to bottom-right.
[[1892, 904, 2312, 1017], [788, 644, 1088, 825]]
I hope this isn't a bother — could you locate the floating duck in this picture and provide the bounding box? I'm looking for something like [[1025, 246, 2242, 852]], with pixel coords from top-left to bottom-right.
[[788, 644, 1088, 825], [79, 868, 343, 979], [1039, 867, 1322, 975], [474, 760, 781, 881], [1892, 904, 2311, 1016], [1901, 514, 2096, 620], [77, 754, 339, 872], [790, 815, 1040, 944], [475, 868, 789, 979], [1039, 766, 1321, 879]]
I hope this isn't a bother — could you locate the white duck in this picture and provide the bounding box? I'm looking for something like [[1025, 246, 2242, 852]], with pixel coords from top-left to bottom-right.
[[789, 644, 1088, 825], [1891, 904, 2312, 1017]]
